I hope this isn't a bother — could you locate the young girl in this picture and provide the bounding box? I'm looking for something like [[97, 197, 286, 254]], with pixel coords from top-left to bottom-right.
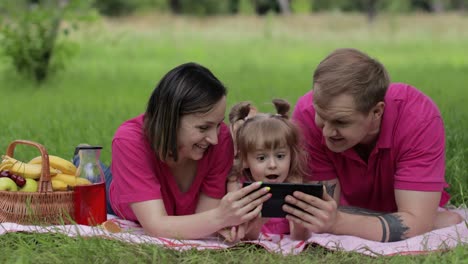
[[227, 99, 311, 241]]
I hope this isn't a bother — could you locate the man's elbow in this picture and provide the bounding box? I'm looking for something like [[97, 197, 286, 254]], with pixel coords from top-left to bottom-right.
[[433, 211, 464, 230], [403, 211, 463, 239]]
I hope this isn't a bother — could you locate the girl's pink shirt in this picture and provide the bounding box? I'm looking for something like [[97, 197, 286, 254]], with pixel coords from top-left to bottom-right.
[[261, 218, 290, 235], [109, 114, 234, 221]]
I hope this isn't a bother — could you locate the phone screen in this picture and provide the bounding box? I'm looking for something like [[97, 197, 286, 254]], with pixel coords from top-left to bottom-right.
[[242, 182, 323, 218]]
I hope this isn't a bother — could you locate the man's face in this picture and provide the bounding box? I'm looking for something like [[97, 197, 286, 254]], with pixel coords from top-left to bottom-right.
[[314, 93, 381, 153]]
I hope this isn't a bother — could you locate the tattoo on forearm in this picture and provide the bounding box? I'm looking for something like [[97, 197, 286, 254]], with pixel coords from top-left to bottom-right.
[[377, 216, 387, 243], [326, 184, 336, 198], [380, 214, 409, 242], [338, 206, 409, 242], [338, 206, 384, 216], [317, 181, 337, 198]]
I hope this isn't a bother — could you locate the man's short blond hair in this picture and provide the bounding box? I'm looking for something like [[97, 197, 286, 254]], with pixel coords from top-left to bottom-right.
[[313, 48, 390, 113]]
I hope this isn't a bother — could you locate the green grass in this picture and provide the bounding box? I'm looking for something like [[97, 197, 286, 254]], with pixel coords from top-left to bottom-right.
[[0, 232, 467, 264], [0, 12, 467, 262]]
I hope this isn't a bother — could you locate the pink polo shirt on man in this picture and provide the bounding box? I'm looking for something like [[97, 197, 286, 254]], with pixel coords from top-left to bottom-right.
[[293, 83, 449, 213], [109, 114, 234, 221]]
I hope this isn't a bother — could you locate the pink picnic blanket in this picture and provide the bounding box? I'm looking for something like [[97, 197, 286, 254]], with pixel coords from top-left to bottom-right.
[[1, 208, 466, 256]]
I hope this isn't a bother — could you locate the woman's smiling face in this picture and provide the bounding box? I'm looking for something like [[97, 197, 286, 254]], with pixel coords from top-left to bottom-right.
[[176, 96, 227, 162]]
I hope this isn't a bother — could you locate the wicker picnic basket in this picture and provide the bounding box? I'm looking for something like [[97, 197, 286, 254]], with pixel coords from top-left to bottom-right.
[[0, 140, 75, 224]]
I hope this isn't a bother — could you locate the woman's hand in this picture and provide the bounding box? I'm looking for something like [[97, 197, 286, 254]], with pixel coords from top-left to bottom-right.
[[283, 188, 338, 233], [216, 181, 271, 229]]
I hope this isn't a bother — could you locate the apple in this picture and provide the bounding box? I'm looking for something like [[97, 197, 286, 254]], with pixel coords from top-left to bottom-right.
[[19, 178, 38, 192], [0, 170, 27, 187], [0, 177, 19, 191]]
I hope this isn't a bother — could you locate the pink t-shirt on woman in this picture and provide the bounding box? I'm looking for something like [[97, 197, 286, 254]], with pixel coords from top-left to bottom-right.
[[293, 83, 450, 212], [109, 114, 234, 221]]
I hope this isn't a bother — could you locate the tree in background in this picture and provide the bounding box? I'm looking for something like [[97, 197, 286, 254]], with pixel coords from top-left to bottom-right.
[[0, 0, 95, 83], [94, 0, 138, 16], [92, 0, 468, 17], [168, 0, 181, 14], [251, 0, 291, 15]]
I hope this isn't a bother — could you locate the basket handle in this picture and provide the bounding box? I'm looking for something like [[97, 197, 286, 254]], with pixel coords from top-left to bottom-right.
[[6, 140, 53, 193]]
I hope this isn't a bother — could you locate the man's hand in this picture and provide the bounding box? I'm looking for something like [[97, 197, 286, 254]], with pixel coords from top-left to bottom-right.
[[282, 186, 338, 233]]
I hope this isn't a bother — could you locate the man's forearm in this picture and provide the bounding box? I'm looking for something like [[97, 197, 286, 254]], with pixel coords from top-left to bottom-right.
[[334, 206, 410, 242]]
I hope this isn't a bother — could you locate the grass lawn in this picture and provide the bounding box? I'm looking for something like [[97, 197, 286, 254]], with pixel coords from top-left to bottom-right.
[[0, 12, 467, 263]]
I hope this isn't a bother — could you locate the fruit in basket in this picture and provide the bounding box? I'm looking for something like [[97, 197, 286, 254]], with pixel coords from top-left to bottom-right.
[[0, 170, 10, 178], [29, 155, 77, 175], [19, 178, 38, 192], [8, 173, 27, 187], [0, 161, 12, 172], [0, 177, 18, 191], [51, 179, 68, 191], [52, 173, 91, 187], [0, 170, 27, 187], [2, 155, 59, 179]]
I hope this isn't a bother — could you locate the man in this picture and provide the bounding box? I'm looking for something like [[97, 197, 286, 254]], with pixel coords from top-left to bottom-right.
[[284, 48, 462, 242]]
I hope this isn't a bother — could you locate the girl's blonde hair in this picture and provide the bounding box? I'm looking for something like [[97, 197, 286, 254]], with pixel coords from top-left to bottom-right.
[[229, 99, 308, 183]]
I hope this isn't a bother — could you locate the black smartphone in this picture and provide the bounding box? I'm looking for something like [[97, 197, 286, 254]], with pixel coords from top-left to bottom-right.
[[242, 182, 324, 218]]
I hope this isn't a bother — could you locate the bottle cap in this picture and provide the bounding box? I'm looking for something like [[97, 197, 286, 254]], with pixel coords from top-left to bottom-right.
[[74, 145, 102, 156]]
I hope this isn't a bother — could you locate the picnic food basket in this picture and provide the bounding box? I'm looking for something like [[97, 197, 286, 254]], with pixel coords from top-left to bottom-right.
[[0, 140, 75, 224]]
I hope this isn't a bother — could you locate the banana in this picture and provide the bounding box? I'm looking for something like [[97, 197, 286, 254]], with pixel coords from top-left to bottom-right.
[[0, 161, 12, 172], [52, 173, 91, 187], [51, 179, 68, 191], [29, 155, 77, 175], [2, 155, 59, 179]]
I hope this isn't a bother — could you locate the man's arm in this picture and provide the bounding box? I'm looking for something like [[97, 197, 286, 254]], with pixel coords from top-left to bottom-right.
[[284, 189, 441, 242], [335, 190, 440, 242], [309, 179, 341, 203]]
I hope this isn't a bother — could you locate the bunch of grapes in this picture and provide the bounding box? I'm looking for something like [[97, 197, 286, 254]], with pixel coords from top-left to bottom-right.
[[0, 170, 26, 187]]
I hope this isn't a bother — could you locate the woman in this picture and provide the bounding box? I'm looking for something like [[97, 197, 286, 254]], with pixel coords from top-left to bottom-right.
[[106, 62, 270, 239]]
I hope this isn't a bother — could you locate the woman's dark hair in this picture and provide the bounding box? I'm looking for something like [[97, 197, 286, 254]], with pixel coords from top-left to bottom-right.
[[143, 62, 227, 162]]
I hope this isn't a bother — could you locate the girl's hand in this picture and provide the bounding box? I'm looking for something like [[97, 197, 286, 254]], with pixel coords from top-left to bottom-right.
[[218, 223, 248, 242], [289, 219, 311, 241], [218, 226, 239, 242], [216, 181, 271, 228], [283, 188, 338, 233]]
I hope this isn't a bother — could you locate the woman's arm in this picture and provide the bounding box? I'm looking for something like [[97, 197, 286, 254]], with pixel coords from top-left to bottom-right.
[[220, 178, 263, 242], [131, 182, 271, 239]]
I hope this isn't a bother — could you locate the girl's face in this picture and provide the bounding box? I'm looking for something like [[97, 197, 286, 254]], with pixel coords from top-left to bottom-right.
[[244, 145, 291, 183], [314, 93, 382, 153], [176, 96, 226, 162]]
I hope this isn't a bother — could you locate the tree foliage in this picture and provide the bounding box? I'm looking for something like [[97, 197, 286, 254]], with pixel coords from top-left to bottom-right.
[[0, 0, 95, 83], [87, 0, 468, 17]]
